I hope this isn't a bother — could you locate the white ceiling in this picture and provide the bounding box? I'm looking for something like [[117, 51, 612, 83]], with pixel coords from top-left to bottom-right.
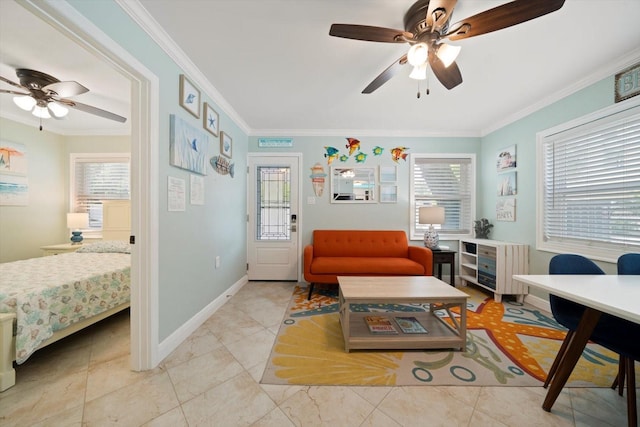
[[2, 0, 640, 137]]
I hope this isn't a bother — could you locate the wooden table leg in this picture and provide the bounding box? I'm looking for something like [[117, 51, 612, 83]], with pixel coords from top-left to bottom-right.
[[543, 307, 602, 411]]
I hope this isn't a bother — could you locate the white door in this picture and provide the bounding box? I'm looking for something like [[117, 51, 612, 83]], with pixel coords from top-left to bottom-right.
[[247, 154, 301, 280]]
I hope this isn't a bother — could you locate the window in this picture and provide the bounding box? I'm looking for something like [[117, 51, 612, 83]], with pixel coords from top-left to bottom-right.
[[537, 101, 640, 260], [410, 154, 475, 240], [70, 153, 130, 231]]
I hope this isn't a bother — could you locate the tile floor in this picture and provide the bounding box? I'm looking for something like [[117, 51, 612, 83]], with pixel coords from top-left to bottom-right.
[[0, 281, 636, 426]]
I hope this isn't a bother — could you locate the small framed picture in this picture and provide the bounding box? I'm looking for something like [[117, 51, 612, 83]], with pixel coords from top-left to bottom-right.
[[379, 165, 397, 183], [496, 145, 517, 171], [380, 185, 397, 203], [179, 74, 200, 118], [220, 131, 233, 159], [203, 102, 219, 136]]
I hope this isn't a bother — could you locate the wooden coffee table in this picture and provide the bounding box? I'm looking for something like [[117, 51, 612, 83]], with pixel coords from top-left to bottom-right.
[[338, 276, 469, 352]]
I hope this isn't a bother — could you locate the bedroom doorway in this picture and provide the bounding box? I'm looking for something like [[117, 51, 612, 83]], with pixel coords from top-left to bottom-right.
[[247, 154, 302, 281], [23, 0, 159, 371]]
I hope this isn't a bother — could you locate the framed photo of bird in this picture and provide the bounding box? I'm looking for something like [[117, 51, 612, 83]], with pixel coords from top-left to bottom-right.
[[203, 102, 219, 136], [179, 74, 200, 118]]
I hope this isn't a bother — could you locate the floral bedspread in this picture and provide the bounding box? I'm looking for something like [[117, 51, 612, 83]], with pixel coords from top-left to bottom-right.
[[0, 252, 130, 364]]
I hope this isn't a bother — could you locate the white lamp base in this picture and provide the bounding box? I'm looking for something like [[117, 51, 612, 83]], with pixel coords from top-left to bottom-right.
[[423, 226, 440, 250]]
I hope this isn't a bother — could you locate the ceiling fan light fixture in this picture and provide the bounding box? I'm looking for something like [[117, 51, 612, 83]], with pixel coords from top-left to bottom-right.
[[47, 101, 69, 118], [436, 43, 461, 68], [32, 104, 51, 119], [13, 95, 36, 111], [409, 63, 428, 80], [407, 42, 428, 67]]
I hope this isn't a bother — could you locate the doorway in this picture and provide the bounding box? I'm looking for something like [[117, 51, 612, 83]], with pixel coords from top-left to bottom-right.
[[247, 154, 302, 281], [24, 0, 159, 370]]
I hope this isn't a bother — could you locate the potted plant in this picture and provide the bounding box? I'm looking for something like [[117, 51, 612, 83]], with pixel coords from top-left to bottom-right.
[[474, 218, 493, 239]]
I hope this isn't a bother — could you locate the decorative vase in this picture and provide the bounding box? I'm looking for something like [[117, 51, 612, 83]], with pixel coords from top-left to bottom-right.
[[423, 226, 440, 250]]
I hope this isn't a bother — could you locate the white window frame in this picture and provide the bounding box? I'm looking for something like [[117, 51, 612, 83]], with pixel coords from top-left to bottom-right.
[[70, 152, 131, 238], [409, 153, 476, 241], [536, 98, 640, 262]]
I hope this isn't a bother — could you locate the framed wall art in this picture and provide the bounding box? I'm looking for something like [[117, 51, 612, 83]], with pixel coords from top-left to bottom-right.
[[169, 114, 208, 175], [379, 165, 397, 183], [179, 74, 200, 118], [380, 184, 397, 203], [496, 145, 517, 171], [220, 131, 233, 159], [497, 171, 517, 196], [496, 198, 516, 222], [203, 102, 219, 136]]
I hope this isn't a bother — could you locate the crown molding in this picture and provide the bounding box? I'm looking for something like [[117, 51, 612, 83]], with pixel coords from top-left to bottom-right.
[[250, 128, 481, 138], [117, 0, 251, 136], [481, 47, 640, 137]]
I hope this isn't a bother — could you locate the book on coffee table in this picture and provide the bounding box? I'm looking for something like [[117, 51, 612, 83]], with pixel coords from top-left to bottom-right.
[[363, 315, 398, 334], [394, 316, 428, 334]]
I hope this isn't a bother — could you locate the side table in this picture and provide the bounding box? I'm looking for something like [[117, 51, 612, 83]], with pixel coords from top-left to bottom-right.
[[431, 249, 456, 286], [40, 243, 82, 256]]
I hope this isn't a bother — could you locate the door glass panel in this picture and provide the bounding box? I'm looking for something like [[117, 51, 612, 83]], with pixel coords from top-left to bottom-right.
[[256, 166, 291, 241]]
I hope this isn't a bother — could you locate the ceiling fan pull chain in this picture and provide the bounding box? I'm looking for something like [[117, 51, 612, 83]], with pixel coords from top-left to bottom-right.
[[417, 80, 421, 99], [426, 71, 430, 96], [39, 117, 43, 131]]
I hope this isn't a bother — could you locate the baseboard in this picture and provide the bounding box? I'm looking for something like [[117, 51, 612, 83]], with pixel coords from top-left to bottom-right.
[[524, 293, 551, 313], [157, 275, 248, 362]]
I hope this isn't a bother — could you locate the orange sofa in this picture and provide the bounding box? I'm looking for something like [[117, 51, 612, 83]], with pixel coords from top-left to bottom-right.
[[303, 230, 433, 299]]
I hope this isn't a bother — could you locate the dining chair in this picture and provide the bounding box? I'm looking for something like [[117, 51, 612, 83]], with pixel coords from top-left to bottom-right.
[[547, 254, 639, 427], [607, 253, 640, 427], [544, 254, 605, 388]]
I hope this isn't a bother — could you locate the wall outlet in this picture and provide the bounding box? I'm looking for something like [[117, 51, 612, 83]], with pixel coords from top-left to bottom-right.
[[215, 256, 221, 269]]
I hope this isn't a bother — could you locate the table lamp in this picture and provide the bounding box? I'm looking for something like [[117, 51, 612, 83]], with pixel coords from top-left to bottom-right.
[[67, 212, 89, 244], [419, 206, 445, 250]]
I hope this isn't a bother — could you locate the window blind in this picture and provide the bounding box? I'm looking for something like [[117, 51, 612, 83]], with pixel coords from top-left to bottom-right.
[[412, 155, 473, 236], [541, 106, 640, 251], [73, 156, 130, 230]]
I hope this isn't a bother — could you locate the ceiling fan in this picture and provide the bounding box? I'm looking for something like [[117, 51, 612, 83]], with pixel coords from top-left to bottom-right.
[[0, 68, 127, 129], [329, 0, 565, 95]]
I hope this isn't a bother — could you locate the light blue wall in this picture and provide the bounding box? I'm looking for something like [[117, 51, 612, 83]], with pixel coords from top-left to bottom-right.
[[248, 135, 480, 250], [68, 0, 248, 341], [479, 77, 618, 279]]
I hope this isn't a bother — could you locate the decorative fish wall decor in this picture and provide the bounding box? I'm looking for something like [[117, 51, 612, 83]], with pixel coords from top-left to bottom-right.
[[210, 155, 235, 177]]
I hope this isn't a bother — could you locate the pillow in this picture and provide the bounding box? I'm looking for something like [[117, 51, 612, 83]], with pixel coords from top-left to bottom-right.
[[75, 240, 131, 254]]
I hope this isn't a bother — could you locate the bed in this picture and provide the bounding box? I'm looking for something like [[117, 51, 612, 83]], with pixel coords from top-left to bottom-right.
[[0, 200, 131, 392]]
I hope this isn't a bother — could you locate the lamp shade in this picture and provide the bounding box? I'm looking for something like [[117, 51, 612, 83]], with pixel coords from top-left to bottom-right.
[[67, 212, 89, 230], [436, 43, 461, 68], [419, 206, 445, 225]]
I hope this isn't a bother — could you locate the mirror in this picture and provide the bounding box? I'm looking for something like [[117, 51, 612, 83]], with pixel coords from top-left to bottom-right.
[[331, 167, 376, 203]]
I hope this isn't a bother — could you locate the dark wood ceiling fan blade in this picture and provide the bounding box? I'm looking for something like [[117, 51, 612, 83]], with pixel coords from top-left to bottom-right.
[[362, 54, 407, 94], [44, 81, 89, 97], [425, 0, 458, 33], [0, 75, 27, 90], [446, 0, 565, 41], [429, 55, 462, 90], [0, 88, 30, 96], [56, 98, 127, 123], [330, 24, 413, 43]]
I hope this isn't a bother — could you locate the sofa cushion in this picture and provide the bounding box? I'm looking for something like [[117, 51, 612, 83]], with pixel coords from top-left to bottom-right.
[[311, 257, 425, 275], [313, 230, 409, 258]]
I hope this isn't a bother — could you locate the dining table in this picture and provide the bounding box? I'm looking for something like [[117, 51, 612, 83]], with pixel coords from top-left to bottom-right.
[[512, 274, 640, 415]]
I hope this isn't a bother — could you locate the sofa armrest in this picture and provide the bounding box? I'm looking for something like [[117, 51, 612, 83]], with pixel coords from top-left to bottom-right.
[[408, 246, 433, 276], [303, 244, 314, 282]]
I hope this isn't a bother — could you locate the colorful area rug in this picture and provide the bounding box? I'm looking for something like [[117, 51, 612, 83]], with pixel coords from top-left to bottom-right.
[[261, 285, 625, 387]]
